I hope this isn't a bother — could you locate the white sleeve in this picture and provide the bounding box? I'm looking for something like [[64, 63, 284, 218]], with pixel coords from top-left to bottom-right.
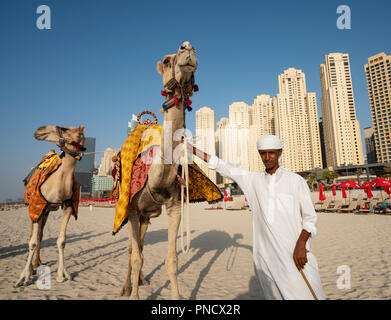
[[298, 177, 318, 238], [208, 155, 252, 195]]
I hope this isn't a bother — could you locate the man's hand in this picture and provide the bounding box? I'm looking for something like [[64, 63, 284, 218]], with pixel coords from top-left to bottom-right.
[[293, 229, 311, 271], [293, 241, 308, 271]]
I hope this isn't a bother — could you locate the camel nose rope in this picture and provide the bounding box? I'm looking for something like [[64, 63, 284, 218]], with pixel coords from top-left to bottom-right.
[[180, 140, 191, 254]]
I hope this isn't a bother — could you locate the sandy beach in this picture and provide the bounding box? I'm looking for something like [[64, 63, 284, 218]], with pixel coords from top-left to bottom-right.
[[1, 197, 390, 300]]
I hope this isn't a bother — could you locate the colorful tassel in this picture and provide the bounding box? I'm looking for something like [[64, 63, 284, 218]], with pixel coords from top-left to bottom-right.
[[186, 98, 192, 106], [186, 106, 192, 112], [193, 85, 199, 92], [161, 90, 167, 97], [174, 97, 179, 106]]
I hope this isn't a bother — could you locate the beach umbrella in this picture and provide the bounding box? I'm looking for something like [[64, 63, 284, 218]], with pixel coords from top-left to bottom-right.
[[338, 180, 361, 189], [361, 181, 371, 187], [370, 178, 391, 201], [319, 183, 326, 201], [338, 180, 360, 204], [369, 177, 389, 186], [332, 184, 336, 200], [371, 178, 391, 188], [366, 187, 373, 199], [341, 186, 347, 199], [359, 182, 373, 199]]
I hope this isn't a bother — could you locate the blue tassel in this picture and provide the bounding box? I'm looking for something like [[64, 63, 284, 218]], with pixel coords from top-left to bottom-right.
[[59, 152, 65, 159]]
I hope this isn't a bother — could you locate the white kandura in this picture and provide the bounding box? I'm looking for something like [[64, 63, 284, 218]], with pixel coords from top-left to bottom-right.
[[208, 155, 325, 300]]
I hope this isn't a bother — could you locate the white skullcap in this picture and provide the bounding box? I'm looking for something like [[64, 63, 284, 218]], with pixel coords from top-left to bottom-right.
[[256, 135, 283, 150]]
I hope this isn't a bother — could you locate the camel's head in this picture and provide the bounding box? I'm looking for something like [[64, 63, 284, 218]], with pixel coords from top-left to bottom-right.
[[157, 41, 198, 89], [34, 125, 86, 150]]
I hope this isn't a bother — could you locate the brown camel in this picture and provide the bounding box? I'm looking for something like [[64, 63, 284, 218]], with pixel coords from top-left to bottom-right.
[[119, 41, 198, 300], [15, 125, 86, 287]]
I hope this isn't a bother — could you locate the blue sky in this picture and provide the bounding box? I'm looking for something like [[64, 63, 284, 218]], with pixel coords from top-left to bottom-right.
[[1, 0, 390, 201]]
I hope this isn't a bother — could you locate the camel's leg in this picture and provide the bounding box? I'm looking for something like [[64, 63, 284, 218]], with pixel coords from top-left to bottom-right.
[[139, 215, 150, 286], [120, 240, 133, 297], [165, 202, 181, 300], [128, 213, 143, 300], [33, 211, 49, 269], [56, 206, 72, 282], [15, 220, 41, 287], [120, 215, 150, 296]]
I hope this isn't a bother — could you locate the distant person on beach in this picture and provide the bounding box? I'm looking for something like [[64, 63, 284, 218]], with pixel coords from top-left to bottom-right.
[[188, 134, 325, 300], [375, 202, 387, 214]]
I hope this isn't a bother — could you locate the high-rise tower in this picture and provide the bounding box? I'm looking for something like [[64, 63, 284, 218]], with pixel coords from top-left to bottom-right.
[[320, 53, 364, 167], [365, 52, 391, 163]]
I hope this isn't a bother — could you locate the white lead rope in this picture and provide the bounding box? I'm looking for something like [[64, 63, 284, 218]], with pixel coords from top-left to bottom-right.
[[180, 141, 191, 254]]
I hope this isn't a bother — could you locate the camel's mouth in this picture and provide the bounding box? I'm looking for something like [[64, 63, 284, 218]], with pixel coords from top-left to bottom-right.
[[34, 132, 49, 140], [179, 62, 197, 71]]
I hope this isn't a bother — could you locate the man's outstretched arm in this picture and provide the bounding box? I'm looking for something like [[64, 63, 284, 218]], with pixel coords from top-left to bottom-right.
[[187, 143, 252, 196], [187, 143, 210, 163]]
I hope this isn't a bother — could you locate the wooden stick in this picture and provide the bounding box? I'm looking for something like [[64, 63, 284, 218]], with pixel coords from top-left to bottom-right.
[[300, 270, 318, 300]]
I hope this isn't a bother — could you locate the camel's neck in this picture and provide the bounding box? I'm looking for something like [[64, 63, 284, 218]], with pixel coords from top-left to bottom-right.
[[148, 103, 186, 191], [39, 151, 78, 204], [162, 103, 186, 162], [59, 152, 78, 175]]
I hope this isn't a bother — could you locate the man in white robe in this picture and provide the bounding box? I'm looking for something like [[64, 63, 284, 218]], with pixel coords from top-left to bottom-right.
[[188, 135, 325, 300]]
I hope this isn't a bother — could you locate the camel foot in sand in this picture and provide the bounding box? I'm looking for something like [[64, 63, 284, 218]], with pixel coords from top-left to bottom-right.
[[56, 269, 72, 282]]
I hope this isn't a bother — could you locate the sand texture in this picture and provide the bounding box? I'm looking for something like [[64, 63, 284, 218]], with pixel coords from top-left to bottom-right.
[[1, 199, 390, 300]]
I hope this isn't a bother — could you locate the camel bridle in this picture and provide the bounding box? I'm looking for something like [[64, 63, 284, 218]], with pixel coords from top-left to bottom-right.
[[56, 126, 86, 160], [161, 53, 196, 113]]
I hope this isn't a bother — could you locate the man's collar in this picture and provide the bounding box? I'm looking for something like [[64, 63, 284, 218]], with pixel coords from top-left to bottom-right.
[[265, 166, 283, 177]]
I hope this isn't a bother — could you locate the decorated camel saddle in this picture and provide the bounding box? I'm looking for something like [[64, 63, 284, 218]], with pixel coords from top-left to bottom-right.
[[24, 151, 79, 222], [112, 111, 223, 235]]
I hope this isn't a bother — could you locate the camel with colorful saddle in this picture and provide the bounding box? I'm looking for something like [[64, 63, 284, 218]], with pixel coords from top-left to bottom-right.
[[113, 41, 222, 300], [15, 125, 86, 287]]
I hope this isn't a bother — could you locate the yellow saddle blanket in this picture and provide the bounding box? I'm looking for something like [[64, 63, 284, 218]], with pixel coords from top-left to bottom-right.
[[24, 154, 79, 222], [113, 124, 223, 234], [38, 152, 59, 169]]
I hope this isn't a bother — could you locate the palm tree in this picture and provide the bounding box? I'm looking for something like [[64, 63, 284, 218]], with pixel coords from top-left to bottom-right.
[[307, 174, 317, 191], [322, 169, 339, 185], [355, 168, 363, 185], [382, 167, 391, 179]]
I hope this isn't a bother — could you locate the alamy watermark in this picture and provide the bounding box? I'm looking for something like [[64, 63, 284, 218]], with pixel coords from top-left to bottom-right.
[[336, 5, 351, 30], [336, 265, 351, 290], [36, 265, 51, 290], [36, 5, 51, 30]]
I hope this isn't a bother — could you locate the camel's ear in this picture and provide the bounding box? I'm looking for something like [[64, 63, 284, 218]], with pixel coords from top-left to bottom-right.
[[157, 61, 164, 75], [79, 125, 86, 133]]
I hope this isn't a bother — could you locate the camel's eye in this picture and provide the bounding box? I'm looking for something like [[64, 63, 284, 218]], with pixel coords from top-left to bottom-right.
[[180, 46, 185, 50], [163, 58, 170, 64]]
